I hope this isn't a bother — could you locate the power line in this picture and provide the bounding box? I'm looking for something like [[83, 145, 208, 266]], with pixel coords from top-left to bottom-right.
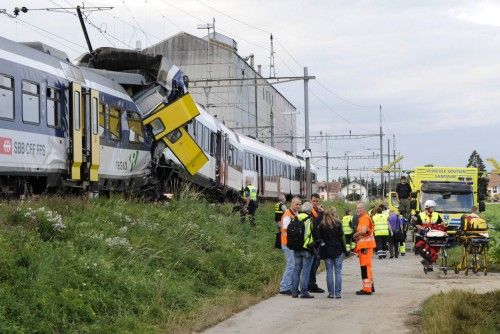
[[1, 13, 87, 53]]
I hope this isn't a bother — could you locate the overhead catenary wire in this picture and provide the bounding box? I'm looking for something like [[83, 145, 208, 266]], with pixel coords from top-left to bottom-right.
[[0, 11, 87, 53]]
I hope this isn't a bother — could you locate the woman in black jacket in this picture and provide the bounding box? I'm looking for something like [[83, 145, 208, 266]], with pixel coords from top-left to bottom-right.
[[319, 207, 348, 299]]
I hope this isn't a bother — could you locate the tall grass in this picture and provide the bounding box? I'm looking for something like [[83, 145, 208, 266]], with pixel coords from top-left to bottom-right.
[[0, 195, 351, 333], [418, 289, 500, 334]]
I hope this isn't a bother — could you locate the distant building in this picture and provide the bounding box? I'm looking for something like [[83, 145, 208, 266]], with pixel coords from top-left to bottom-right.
[[487, 174, 500, 201], [341, 182, 368, 202], [143, 32, 297, 152], [317, 181, 342, 200]]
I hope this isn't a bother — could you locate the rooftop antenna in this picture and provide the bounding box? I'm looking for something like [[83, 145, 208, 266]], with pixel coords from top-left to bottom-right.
[[12, 4, 113, 53]]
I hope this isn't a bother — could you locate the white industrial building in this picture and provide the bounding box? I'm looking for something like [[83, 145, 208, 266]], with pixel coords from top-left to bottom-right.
[[143, 32, 297, 152]]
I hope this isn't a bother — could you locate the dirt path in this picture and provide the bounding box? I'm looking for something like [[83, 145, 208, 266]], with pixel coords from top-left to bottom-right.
[[203, 250, 500, 334]]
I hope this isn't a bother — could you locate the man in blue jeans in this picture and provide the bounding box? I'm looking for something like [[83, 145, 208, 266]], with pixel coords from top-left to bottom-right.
[[279, 197, 301, 295], [291, 202, 316, 299]]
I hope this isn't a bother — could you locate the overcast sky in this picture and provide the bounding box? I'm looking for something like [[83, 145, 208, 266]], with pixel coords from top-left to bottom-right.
[[2, 0, 499, 181]]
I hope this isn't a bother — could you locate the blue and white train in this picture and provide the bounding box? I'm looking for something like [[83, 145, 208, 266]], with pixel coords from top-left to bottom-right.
[[0, 35, 317, 199], [0, 36, 154, 195]]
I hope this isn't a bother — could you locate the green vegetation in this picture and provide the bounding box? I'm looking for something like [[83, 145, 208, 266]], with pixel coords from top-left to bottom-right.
[[0, 194, 349, 333], [418, 289, 500, 334], [483, 204, 500, 264]]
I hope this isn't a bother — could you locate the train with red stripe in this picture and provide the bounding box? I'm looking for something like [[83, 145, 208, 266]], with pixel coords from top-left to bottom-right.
[[0, 35, 317, 200]]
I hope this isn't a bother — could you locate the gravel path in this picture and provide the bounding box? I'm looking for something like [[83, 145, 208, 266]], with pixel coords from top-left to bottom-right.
[[203, 249, 500, 334]]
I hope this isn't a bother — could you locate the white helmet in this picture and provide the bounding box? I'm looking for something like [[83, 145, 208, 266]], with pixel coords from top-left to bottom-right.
[[424, 200, 437, 209]]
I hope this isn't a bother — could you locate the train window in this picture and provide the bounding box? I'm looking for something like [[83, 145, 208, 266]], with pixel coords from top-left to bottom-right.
[[237, 149, 243, 168], [46, 88, 61, 128], [204, 127, 210, 152], [0, 75, 14, 120], [127, 112, 144, 143], [91, 97, 98, 135], [73, 91, 80, 130], [109, 107, 121, 140], [228, 145, 234, 165], [22, 80, 40, 124], [196, 122, 203, 145], [187, 120, 194, 136], [98, 103, 105, 138], [210, 132, 216, 156]]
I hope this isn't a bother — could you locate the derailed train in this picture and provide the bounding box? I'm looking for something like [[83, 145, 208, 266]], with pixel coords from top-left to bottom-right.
[[0, 36, 317, 199]]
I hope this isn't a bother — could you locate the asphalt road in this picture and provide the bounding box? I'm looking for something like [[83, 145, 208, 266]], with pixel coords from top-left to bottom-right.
[[203, 249, 500, 334]]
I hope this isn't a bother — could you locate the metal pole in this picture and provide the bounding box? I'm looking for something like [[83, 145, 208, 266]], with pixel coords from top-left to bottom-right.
[[387, 138, 391, 192], [77, 6, 93, 52], [379, 105, 384, 198], [270, 107, 274, 147], [254, 68, 258, 138], [304, 67, 311, 199], [393, 134, 397, 185], [346, 152, 350, 198], [326, 151, 329, 201]]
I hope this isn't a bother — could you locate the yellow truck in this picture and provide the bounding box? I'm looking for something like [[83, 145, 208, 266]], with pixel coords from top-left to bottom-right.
[[388, 166, 484, 234]]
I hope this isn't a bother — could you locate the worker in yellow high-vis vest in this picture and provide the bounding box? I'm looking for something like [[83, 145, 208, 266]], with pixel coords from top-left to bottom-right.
[[341, 209, 355, 253], [241, 179, 258, 226]]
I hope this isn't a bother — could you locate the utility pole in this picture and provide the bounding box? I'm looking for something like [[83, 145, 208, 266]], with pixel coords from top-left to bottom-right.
[[269, 34, 276, 77], [326, 150, 329, 201], [254, 67, 258, 138], [346, 152, 350, 198], [304, 67, 311, 199], [393, 134, 397, 184], [270, 108, 274, 147], [387, 138, 391, 192], [379, 105, 384, 198]]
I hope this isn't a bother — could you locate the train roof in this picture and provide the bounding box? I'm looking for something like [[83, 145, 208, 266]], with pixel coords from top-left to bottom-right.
[[0, 36, 134, 104], [237, 134, 299, 165]]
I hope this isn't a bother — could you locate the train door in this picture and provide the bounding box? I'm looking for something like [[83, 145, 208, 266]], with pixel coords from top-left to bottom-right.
[[222, 134, 228, 187], [215, 131, 222, 184], [215, 131, 227, 186], [69, 83, 99, 186], [70, 82, 83, 180]]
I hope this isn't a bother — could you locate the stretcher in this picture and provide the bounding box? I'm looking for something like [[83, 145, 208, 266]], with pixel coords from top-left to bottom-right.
[[454, 215, 489, 276], [416, 229, 449, 275]]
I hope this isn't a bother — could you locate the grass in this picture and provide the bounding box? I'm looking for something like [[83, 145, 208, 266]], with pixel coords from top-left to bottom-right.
[[0, 194, 349, 333], [418, 289, 500, 334]]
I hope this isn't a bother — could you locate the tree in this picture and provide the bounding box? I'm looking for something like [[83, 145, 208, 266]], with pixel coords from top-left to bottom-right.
[[466, 150, 489, 200]]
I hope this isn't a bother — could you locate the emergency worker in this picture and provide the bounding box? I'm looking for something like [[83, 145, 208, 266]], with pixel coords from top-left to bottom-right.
[[241, 179, 258, 226], [414, 200, 443, 229], [353, 202, 376, 295], [274, 194, 287, 228], [373, 206, 390, 259], [341, 208, 355, 253], [308, 193, 325, 293], [274, 194, 287, 249], [414, 200, 444, 270], [291, 201, 316, 299], [278, 196, 301, 295]]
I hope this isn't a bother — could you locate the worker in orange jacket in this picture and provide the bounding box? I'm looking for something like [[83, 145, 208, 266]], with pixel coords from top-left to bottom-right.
[[353, 202, 376, 295]]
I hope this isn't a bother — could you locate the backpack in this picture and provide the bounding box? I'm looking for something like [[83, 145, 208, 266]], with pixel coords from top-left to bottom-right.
[[286, 216, 305, 251]]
